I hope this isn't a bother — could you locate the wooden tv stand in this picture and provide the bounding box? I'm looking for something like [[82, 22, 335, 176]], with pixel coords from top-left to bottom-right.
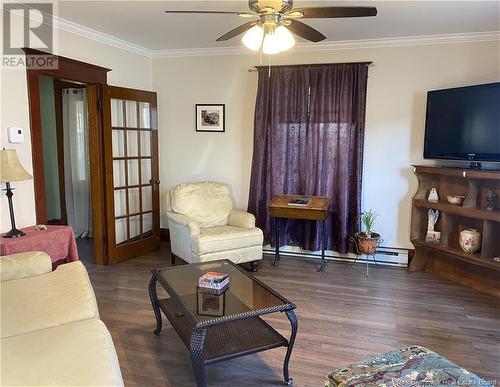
[[410, 165, 500, 297]]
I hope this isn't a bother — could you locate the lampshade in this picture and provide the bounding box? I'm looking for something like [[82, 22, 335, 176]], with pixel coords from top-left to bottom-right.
[[0, 149, 32, 182], [242, 25, 264, 51], [263, 26, 295, 55]]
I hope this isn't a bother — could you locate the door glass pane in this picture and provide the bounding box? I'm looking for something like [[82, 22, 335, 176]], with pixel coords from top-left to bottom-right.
[[130, 215, 141, 238], [141, 159, 151, 184], [128, 159, 139, 186], [111, 99, 124, 127], [113, 160, 126, 187], [139, 102, 150, 128], [140, 131, 151, 156], [114, 189, 127, 217], [125, 100, 138, 128], [129, 187, 140, 214], [115, 218, 127, 244], [143, 213, 153, 233], [142, 186, 152, 212], [126, 130, 138, 157], [112, 130, 125, 157]]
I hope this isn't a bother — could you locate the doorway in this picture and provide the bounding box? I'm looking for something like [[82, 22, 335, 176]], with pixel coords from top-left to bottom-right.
[[38, 75, 95, 266], [25, 49, 160, 265]]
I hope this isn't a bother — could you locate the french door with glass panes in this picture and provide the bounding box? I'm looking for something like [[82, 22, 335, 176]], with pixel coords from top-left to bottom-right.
[[103, 86, 160, 263]]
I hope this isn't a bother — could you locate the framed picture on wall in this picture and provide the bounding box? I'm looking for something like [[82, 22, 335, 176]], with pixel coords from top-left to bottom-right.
[[195, 104, 225, 132]]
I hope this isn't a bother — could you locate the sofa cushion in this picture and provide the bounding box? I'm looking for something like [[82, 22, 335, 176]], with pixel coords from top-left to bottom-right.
[[192, 226, 263, 255], [169, 182, 233, 227], [1, 319, 124, 386], [1, 261, 99, 338], [0, 251, 52, 282]]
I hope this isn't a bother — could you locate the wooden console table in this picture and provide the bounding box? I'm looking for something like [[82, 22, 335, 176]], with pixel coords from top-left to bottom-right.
[[268, 195, 330, 272]]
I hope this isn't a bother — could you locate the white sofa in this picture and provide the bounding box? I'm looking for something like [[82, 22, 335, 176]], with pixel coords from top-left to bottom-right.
[[0, 251, 124, 386], [166, 182, 263, 270]]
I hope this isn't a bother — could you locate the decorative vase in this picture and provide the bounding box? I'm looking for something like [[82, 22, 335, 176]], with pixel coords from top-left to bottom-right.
[[459, 229, 481, 253], [355, 232, 381, 255]]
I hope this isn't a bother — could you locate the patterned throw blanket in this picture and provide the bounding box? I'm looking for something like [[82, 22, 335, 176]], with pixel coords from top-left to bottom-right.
[[325, 346, 492, 387]]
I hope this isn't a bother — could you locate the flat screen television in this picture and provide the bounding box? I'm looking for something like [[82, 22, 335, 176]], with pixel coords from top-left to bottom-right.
[[423, 82, 500, 165]]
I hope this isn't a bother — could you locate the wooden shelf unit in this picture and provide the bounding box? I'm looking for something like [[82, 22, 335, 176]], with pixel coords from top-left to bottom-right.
[[410, 165, 500, 297]]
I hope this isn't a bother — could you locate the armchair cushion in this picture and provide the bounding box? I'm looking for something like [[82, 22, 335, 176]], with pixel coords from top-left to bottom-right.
[[0, 251, 52, 282], [169, 182, 233, 227], [192, 226, 263, 255], [228, 209, 256, 229]]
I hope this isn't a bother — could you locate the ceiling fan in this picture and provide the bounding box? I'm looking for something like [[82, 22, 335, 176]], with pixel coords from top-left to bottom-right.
[[165, 0, 377, 54]]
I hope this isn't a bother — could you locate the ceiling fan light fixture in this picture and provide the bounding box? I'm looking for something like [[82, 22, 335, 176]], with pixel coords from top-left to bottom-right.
[[263, 25, 295, 54], [275, 25, 295, 51], [242, 25, 264, 51]]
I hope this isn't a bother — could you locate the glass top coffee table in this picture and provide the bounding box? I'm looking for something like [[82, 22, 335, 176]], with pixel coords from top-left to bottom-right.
[[148, 259, 297, 387]]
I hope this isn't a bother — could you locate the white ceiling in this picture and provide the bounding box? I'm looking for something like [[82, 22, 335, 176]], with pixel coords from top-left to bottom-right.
[[58, 1, 500, 50]]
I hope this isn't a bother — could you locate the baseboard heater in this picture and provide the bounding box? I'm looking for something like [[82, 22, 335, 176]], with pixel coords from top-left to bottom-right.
[[263, 245, 409, 268]]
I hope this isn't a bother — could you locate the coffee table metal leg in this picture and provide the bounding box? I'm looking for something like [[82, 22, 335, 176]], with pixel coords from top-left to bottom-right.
[[273, 217, 280, 266], [190, 328, 207, 387], [283, 309, 298, 385], [148, 275, 162, 335]]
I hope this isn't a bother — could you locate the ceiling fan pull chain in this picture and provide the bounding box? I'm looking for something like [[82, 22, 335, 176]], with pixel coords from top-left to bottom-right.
[[268, 55, 271, 78]]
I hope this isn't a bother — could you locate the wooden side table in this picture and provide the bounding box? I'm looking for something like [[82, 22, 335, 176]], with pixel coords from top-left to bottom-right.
[[268, 195, 331, 271]]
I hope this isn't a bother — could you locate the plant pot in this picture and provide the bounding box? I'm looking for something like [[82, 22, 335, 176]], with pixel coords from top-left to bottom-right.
[[355, 232, 381, 255]]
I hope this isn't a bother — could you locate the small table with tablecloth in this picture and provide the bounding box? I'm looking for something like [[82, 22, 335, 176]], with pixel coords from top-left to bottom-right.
[[0, 225, 79, 267]]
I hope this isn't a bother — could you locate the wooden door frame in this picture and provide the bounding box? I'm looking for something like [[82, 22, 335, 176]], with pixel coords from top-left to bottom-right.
[[23, 48, 111, 265]]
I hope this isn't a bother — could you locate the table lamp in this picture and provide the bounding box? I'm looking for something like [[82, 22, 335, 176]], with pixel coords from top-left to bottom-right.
[[0, 149, 32, 238]]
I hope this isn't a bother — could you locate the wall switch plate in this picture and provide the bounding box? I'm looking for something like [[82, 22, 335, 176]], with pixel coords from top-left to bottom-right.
[[8, 127, 24, 143]]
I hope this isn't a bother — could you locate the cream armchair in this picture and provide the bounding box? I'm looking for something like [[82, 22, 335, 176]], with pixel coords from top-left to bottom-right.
[[166, 182, 263, 271]]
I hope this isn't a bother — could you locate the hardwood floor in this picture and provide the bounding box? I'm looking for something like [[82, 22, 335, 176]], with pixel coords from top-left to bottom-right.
[[89, 244, 500, 386]]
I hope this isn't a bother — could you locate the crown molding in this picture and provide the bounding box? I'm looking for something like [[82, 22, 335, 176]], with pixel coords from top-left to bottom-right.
[[55, 15, 154, 57], [45, 12, 500, 59], [151, 31, 500, 58]]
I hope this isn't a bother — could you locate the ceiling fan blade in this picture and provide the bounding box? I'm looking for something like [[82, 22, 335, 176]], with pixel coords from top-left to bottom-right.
[[164, 10, 254, 17], [216, 21, 257, 41], [287, 20, 326, 43], [289, 6, 377, 18]]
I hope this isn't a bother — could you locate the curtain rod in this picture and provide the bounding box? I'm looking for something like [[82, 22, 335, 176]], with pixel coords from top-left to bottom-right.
[[248, 61, 373, 72]]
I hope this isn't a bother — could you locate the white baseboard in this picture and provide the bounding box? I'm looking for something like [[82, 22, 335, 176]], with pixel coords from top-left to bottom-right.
[[263, 245, 409, 268]]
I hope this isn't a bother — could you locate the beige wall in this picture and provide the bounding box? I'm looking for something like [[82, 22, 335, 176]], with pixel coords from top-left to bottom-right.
[[153, 40, 500, 249], [2, 33, 499, 249], [0, 29, 152, 232]]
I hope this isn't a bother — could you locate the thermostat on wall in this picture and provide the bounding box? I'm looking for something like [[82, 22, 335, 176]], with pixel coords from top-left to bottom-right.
[[8, 127, 24, 144]]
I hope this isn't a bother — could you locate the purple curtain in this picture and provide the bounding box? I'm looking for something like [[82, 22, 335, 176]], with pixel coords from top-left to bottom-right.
[[248, 63, 368, 254]]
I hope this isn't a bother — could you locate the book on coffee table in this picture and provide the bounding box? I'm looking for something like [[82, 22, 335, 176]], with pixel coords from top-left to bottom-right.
[[198, 271, 229, 290]]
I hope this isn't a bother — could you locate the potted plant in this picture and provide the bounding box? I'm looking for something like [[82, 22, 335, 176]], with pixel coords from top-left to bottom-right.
[[354, 209, 381, 255]]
